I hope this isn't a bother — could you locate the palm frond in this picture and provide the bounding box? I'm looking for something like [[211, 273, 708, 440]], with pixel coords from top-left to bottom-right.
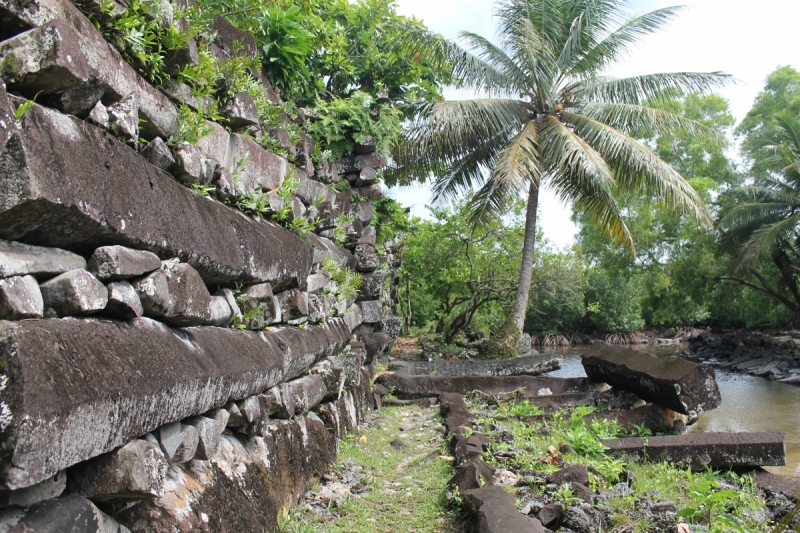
[[575, 102, 724, 141], [561, 110, 712, 227], [492, 119, 541, 192], [573, 72, 732, 105]]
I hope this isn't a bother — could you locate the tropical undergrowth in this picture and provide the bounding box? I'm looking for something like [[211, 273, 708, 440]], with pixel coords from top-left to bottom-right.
[[469, 396, 775, 533]]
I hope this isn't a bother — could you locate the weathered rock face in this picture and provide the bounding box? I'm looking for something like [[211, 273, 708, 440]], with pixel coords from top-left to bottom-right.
[[116, 413, 344, 532], [0, 315, 357, 490], [0, 101, 313, 286], [389, 353, 563, 377], [581, 341, 721, 415], [0, 239, 86, 279]]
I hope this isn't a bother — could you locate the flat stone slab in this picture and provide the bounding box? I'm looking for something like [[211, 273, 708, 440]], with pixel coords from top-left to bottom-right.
[[581, 341, 721, 415], [602, 432, 785, 470], [375, 373, 589, 400], [462, 486, 546, 533], [0, 315, 358, 490], [388, 353, 562, 377], [0, 100, 313, 287]]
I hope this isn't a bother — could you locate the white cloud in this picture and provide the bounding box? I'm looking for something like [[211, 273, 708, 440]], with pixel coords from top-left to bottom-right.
[[390, 0, 800, 248]]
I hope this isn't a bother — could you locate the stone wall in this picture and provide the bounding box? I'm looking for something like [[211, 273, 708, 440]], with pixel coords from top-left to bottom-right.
[[0, 0, 400, 529]]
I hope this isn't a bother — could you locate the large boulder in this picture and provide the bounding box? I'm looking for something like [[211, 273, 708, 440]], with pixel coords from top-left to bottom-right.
[[0, 100, 313, 287], [581, 341, 721, 415]]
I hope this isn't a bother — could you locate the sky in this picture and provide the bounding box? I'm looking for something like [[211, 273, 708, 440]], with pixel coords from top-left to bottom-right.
[[387, 0, 800, 248]]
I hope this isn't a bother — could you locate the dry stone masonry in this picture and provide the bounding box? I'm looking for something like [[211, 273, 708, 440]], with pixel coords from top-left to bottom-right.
[[0, 0, 402, 528]]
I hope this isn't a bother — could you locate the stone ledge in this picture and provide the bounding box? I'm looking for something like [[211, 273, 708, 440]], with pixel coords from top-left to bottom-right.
[[0, 100, 313, 287], [0, 315, 359, 490]]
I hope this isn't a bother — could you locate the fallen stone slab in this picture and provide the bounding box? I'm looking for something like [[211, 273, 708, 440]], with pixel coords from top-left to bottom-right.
[[0, 275, 43, 319], [751, 468, 800, 501], [0, 0, 179, 138], [581, 341, 721, 415], [375, 373, 590, 400], [462, 486, 546, 533], [0, 493, 127, 533], [67, 439, 167, 502], [0, 100, 313, 287], [602, 432, 786, 470], [440, 393, 473, 435], [0, 314, 358, 490], [0, 239, 86, 279], [448, 459, 495, 494], [389, 353, 563, 377]]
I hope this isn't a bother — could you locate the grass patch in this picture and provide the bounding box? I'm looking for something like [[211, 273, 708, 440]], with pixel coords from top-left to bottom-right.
[[280, 405, 461, 533]]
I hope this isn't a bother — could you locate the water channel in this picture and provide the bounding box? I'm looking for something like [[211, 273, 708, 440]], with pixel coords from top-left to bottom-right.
[[547, 347, 800, 479]]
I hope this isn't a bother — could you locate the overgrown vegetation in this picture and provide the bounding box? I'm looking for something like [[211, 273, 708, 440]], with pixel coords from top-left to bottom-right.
[[471, 397, 775, 533]]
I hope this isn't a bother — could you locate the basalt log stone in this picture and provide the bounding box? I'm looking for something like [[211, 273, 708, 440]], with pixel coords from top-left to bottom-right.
[[581, 341, 721, 415], [0, 0, 179, 137], [87, 246, 161, 282], [0, 101, 314, 287], [0, 239, 86, 279], [462, 486, 547, 533], [375, 373, 589, 400], [389, 353, 563, 377], [0, 314, 359, 490], [602, 432, 786, 470]]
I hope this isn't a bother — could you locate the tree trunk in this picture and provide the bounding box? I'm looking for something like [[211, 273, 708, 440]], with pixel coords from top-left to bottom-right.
[[485, 180, 540, 357], [507, 180, 541, 331]]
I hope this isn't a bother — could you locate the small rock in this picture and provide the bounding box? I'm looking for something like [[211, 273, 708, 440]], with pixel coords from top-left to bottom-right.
[[133, 269, 170, 317], [390, 438, 406, 450], [156, 422, 183, 460], [546, 465, 590, 487], [0, 275, 43, 319], [495, 470, 518, 486], [88, 246, 161, 282], [354, 244, 379, 272], [220, 92, 259, 129], [87, 100, 109, 129], [40, 269, 108, 316], [185, 416, 222, 460], [215, 288, 242, 320], [208, 295, 233, 326], [67, 439, 167, 501], [239, 283, 281, 328], [537, 388, 552, 396], [104, 281, 144, 319], [172, 424, 200, 463], [174, 142, 215, 184], [537, 503, 563, 527], [276, 288, 309, 324], [107, 94, 139, 148]]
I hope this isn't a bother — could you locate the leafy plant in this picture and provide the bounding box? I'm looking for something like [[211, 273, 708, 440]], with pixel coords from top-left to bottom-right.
[[168, 104, 214, 146], [308, 92, 402, 162], [231, 305, 259, 330], [13, 91, 41, 119], [496, 399, 543, 418], [553, 484, 582, 510], [190, 183, 217, 196], [258, 5, 314, 98], [677, 469, 744, 532]]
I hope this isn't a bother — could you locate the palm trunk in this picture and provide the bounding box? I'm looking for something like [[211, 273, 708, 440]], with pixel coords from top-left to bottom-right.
[[507, 180, 540, 331], [486, 180, 539, 357]]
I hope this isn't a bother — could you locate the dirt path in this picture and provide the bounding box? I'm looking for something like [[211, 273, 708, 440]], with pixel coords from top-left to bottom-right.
[[280, 404, 462, 533]]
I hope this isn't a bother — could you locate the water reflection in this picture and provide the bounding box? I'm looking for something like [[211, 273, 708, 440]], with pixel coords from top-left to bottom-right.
[[546, 347, 800, 479]]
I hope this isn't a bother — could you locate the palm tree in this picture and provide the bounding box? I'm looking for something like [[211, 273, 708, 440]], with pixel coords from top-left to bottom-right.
[[391, 0, 727, 356], [717, 112, 800, 317]]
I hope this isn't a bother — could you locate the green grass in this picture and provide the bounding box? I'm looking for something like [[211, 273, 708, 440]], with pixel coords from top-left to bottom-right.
[[280, 405, 461, 533]]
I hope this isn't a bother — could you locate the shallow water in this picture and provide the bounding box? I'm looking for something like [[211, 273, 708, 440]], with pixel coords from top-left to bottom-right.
[[547, 347, 800, 479]]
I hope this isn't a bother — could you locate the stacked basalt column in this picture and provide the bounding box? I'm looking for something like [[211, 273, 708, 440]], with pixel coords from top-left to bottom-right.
[[0, 0, 397, 530]]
